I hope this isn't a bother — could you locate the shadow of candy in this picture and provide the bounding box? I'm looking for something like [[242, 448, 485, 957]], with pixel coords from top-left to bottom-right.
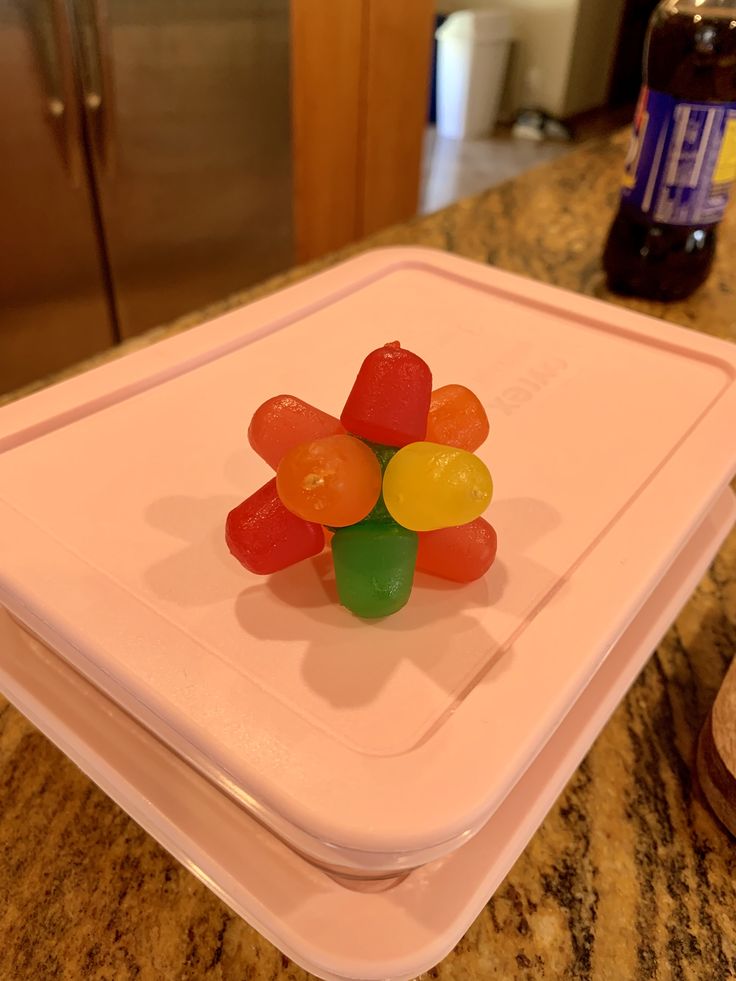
[[143, 492, 562, 721], [232, 556, 510, 711], [143, 494, 246, 606]]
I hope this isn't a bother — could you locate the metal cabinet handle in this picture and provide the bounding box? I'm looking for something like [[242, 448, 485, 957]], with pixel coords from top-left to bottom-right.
[[75, 0, 115, 174], [29, 0, 84, 188], [50, 0, 83, 187]]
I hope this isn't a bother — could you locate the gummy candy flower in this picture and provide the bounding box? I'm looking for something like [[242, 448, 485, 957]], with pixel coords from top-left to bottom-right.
[[226, 343, 497, 618]]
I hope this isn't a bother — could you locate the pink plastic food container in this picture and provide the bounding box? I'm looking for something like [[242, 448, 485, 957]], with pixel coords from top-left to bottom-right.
[[1, 249, 735, 980]]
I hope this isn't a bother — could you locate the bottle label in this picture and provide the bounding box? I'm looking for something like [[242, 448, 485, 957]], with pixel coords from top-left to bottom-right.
[[622, 86, 736, 226]]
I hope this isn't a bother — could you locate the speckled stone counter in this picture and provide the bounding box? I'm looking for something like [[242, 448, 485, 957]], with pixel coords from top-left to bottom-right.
[[1, 132, 735, 981]]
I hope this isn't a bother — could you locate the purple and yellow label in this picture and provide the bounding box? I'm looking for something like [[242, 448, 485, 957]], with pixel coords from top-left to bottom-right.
[[622, 86, 736, 226]]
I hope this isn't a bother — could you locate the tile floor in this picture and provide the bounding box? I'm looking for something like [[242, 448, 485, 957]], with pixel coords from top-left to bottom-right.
[[419, 104, 635, 214], [420, 126, 573, 214]]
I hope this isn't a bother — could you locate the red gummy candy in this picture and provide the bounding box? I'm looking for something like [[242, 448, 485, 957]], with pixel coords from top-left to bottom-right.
[[248, 395, 345, 470], [340, 343, 432, 447], [416, 518, 497, 583], [225, 478, 324, 575]]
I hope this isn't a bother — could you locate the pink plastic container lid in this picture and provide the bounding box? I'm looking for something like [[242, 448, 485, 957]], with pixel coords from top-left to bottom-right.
[[0, 247, 735, 876], [0, 487, 733, 981]]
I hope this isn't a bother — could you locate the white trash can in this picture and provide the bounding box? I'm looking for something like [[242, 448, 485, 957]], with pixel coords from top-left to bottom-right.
[[436, 9, 513, 140]]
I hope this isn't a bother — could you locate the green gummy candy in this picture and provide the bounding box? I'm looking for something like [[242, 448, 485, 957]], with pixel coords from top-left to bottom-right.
[[326, 442, 397, 531], [360, 440, 398, 524], [363, 441, 398, 472], [332, 522, 418, 618]]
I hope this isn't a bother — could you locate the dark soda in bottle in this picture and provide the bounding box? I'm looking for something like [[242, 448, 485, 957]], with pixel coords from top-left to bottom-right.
[[603, 0, 736, 301]]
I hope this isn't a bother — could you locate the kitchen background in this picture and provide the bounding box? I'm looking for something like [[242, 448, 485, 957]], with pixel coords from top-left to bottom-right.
[[1, 0, 656, 395]]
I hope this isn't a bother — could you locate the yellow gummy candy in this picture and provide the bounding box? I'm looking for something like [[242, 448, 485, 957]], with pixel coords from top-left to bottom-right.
[[382, 442, 493, 532]]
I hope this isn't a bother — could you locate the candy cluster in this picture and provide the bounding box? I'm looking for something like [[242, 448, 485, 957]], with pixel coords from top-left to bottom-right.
[[226, 342, 497, 618]]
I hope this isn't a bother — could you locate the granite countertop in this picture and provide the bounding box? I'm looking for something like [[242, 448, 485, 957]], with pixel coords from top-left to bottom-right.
[[1, 132, 735, 980]]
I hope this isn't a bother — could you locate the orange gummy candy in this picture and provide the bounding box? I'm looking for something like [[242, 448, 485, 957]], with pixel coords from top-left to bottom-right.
[[276, 434, 382, 527], [248, 395, 345, 470], [425, 384, 489, 452]]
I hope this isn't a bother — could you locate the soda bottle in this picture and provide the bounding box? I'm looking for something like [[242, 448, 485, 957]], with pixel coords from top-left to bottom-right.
[[603, 0, 736, 301]]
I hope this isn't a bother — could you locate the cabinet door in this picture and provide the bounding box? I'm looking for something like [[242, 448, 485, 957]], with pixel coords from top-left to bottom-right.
[[360, 0, 435, 237], [0, 0, 115, 395], [291, 0, 363, 263], [292, 0, 434, 262]]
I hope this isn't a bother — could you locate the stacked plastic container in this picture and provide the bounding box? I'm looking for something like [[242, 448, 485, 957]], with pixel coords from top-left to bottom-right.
[[0, 248, 734, 979]]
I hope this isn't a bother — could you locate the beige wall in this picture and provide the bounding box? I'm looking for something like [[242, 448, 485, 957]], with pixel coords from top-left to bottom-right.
[[499, 0, 580, 118], [437, 0, 625, 119], [563, 0, 625, 116]]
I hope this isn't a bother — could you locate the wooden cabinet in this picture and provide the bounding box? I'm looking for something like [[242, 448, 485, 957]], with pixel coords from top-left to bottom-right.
[[292, 0, 434, 262]]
